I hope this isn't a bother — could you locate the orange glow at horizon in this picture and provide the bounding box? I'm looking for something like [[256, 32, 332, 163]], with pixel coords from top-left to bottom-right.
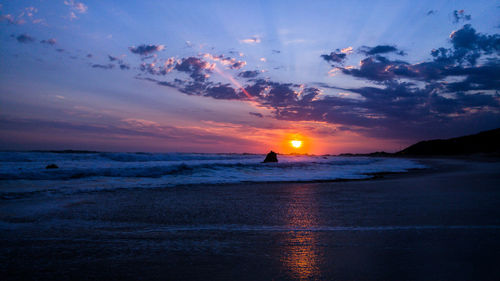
[[173, 118, 396, 155]]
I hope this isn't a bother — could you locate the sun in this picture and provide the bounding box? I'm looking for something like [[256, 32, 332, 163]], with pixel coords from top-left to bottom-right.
[[290, 140, 303, 148]]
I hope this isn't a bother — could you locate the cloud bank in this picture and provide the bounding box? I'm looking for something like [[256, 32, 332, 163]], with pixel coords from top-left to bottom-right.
[[128, 24, 499, 140]]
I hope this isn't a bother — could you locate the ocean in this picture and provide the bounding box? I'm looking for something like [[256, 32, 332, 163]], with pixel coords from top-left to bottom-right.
[[0, 151, 425, 197]]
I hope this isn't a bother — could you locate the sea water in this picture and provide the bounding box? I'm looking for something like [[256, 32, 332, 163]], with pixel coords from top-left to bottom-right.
[[0, 151, 425, 197]]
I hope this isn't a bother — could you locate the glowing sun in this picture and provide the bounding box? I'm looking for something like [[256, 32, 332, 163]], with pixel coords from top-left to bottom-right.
[[290, 140, 303, 148]]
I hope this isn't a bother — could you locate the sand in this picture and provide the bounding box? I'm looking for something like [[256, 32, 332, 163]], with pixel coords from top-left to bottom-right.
[[1, 158, 500, 280]]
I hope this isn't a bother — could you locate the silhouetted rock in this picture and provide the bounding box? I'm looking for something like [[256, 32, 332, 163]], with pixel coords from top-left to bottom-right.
[[45, 164, 58, 169], [397, 128, 500, 156], [263, 151, 278, 163]]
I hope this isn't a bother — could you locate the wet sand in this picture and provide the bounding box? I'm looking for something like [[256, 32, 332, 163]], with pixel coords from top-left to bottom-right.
[[1, 158, 500, 280]]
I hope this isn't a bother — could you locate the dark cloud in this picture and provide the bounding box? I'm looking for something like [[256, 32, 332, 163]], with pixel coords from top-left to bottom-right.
[[272, 50, 281, 54], [140, 62, 164, 75], [135, 77, 176, 88], [205, 84, 242, 100], [274, 81, 500, 141], [140, 55, 156, 61], [238, 70, 260, 78], [106, 55, 130, 70], [231, 60, 246, 69], [249, 112, 263, 118], [92, 64, 114, 70], [310, 25, 500, 139], [300, 87, 322, 103], [40, 38, 56, 45], [156, 80, 177, 88], [263, 83, 298, 106], [444, 63, 500, 92], [175, 57, 213, 82], [178, 81, 208, 96], [241, 79, 302, 107], [103, 55, 130, 70], [119, 63, 130, 70], [446, 24, 500, 65], [16, 34, 35, 43], [144, 66, 499, 141], [338, 56, 409, 81], [359, 45, 406, 56], [129, 44, 165, 56], [337, 25, 499, 83], [321, 51, 347, 64], [453, 9, 471, 23], [86, 53, 93, 58]]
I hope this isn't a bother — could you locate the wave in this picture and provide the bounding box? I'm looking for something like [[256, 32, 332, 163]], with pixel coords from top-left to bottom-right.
[[0, 157, 385, 181], [98, 152, 262, 162], [0, 152, 427, 196], [0, 163, 197, 180]]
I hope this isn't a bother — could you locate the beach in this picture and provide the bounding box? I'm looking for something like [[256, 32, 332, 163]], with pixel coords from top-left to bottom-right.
[[1, 157, 500, 280], [2, 0, 499, 279]]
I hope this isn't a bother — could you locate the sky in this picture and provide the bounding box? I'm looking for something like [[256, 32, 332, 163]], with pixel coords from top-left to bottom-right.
[[0, 0, 499, 154]]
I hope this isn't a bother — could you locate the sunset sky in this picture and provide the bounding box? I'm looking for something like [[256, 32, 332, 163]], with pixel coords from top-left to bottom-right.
[[1, 0, 499, 154]]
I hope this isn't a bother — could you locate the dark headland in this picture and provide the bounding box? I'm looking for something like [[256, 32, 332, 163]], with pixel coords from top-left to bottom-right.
[[340, 127, 500, 157], [397, 127, 500, 156]]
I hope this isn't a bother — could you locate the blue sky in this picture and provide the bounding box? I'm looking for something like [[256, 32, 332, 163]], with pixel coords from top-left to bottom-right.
[[1, 0, 499, 154]]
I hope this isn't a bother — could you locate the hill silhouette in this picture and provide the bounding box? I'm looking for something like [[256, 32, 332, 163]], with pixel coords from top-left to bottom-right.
[[396, 128, 500, 156]]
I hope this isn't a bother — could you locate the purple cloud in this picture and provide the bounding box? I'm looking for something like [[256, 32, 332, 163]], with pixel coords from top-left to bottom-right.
[[92, 63, 114, 70], [359, 45, 406, 56], [129, 44, 165, 56], [40, 38, 56, 45], [174, 57, 213, 82], [249, 112, 263, 118], [453, 9, 471, 23], [16, 34, 35, 43], [321, 51, 347, 64], [238, 70, 260, 78]]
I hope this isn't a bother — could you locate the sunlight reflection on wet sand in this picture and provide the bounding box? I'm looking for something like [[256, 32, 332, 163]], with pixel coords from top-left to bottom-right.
[[280, 185, 322, 280]]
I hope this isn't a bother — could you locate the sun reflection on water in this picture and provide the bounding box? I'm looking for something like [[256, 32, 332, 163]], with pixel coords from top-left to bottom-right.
[[280, 185, 321, 280]]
